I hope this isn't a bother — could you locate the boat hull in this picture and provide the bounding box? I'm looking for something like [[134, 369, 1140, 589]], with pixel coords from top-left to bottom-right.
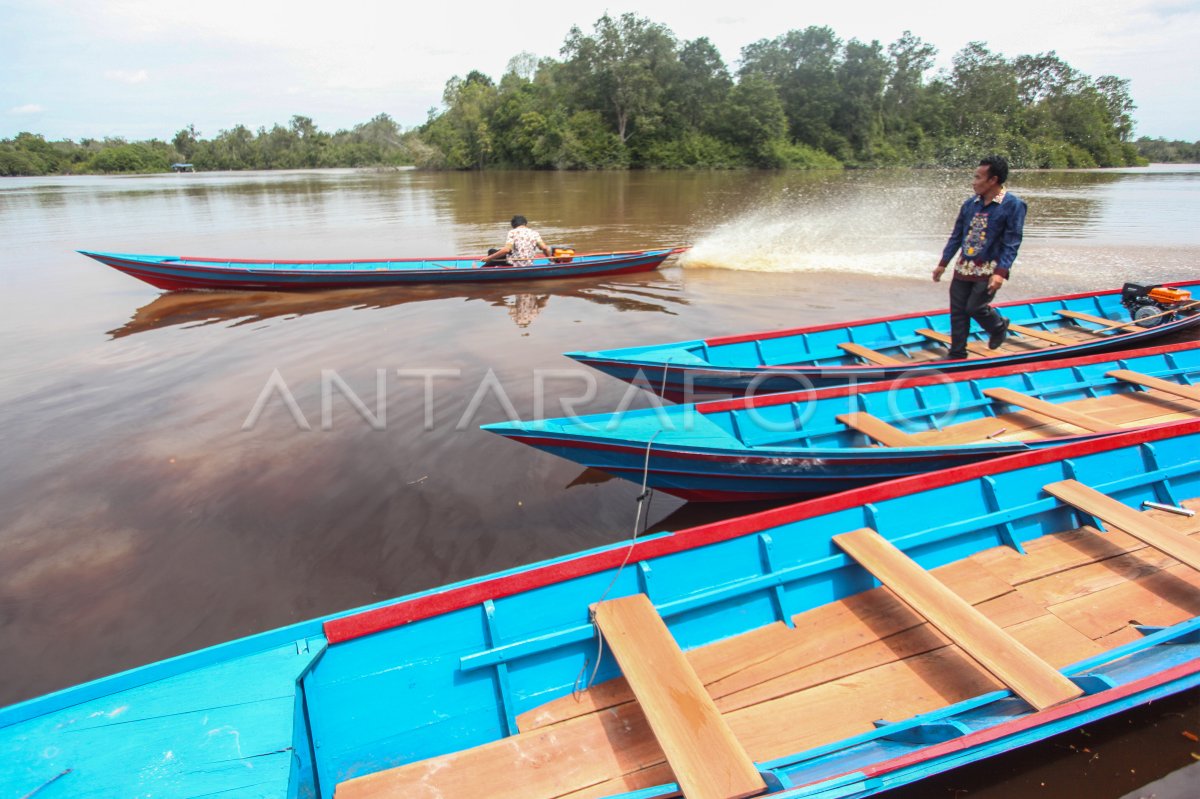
[[487, 341, 1200, 501], [4, 422, 1200, 798], [80, 248, 686, 291], [566, 280, 1200, 399]]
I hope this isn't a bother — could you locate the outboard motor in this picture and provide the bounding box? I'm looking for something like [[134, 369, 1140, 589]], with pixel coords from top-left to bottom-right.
[[1120, 282, 1194, 327]]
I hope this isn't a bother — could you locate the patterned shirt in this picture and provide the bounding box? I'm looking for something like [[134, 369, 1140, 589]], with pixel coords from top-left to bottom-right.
[[940, 188, 1028, 281], [506, 226, 545, 267]]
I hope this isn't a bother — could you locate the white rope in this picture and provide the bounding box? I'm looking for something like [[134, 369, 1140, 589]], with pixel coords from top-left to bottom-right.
[[572, 431, 660, 700]]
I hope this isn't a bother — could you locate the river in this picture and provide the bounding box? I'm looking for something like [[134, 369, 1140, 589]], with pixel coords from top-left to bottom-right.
[[1, 165, 1198, 795]]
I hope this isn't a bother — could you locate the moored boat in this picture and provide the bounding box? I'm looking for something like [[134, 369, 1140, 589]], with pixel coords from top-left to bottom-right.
[[4, 422, 1200, 798], [566, 280, 1200, 399], [485, 341, 1200, 501], [79, 247, 688, 291]]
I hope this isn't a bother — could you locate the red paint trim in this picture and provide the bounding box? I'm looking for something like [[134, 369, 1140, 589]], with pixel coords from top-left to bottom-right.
[[506, 433, 1015, 466], [93, 253, 668, 290], [855, 658, 1200, 780], [324, 418, 1200, 644], [704, 278, 1200, 346], [697, 339, 1200, 414], [178, 248, 667, 265]]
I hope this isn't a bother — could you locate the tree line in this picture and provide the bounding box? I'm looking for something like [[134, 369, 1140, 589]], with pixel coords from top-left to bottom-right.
[[0, 114, 419, 176], [1132, 137, 1200, 163], [2, 14, 1188, 176]]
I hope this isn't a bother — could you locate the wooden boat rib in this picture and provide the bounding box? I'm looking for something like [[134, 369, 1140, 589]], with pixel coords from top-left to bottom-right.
[[565, 280, 1200, 398], [335, 422, 1200, 799], [484, 341, 1200, 501], [4, 424, 1200, 797], [79, 247, 689, 291]]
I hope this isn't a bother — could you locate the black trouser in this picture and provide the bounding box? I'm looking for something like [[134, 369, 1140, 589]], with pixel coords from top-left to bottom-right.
[[948, 278, 1006, 358]]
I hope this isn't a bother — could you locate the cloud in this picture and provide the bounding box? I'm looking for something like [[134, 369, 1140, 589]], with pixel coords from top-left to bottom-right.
[[10, 104, 45, 115], [104, 69, 150, 84]]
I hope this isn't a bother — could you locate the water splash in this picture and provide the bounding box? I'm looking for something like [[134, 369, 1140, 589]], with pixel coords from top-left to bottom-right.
[[681, 191, 945, 280]]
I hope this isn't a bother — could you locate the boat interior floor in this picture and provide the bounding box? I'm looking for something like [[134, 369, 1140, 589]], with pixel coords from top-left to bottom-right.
[[838, 375, 1200, 447], [837, 316, 1144, 367], [337, 495, 1200, 799]]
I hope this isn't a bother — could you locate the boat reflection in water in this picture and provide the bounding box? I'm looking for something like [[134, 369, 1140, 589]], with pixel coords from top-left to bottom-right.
[[106, 279, 687, 339]]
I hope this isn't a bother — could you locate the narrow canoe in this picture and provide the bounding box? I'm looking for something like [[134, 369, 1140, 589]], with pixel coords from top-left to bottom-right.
[[79, 247, 689, 291], [4, 421, 1200, 798], [485, 341, 1200, 501], [566, 279, 1200, 399]]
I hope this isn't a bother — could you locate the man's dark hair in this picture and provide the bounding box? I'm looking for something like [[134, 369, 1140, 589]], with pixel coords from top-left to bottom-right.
[[511, 215, 528, 228], [980, 155, 1009, 185]]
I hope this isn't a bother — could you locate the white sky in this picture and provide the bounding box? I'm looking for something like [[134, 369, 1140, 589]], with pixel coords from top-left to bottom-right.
[[2, 0, 1197, 142]]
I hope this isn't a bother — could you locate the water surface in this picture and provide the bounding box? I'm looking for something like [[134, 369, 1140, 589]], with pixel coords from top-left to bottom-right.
[[1, 165, 1198, 795]]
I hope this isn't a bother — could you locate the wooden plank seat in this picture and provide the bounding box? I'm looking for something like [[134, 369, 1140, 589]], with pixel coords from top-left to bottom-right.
[[1056, 309, 1124, 330], [836, 412, 921, 447], [1043, 480, 1200, 571], [1006, 323, 1074, 346], [914, 327, 992, 357], [592, 594, 766, 799], [1054, 307, 1192, 333], [1106, 369, 1200, 404], [832, 527, 1083, 710], [838, 341, 904, 366], [981, 387, 1118, 434]]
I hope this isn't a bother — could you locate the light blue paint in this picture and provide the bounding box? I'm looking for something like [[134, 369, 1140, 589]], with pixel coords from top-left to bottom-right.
[[3, 425, 1199, 799]]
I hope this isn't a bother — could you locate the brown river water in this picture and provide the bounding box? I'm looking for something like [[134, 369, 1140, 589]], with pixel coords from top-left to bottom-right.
[[1, 166, 1198, 795]]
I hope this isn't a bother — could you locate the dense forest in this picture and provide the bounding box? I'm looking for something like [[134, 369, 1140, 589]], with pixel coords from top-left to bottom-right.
[[1133, 137, 1200, 163], [2, 14, 1189, 176]]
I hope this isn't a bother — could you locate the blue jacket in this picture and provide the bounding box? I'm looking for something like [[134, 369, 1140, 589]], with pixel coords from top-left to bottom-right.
[[940, 189, 1027, 279]]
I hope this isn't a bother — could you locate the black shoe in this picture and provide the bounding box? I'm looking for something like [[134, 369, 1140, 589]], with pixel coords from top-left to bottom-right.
[[988, 318, 1010, 349]]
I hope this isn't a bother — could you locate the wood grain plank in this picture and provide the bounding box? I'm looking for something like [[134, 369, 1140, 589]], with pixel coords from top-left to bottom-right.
[[838, 341, 904, 366], [1044, 480, 1200, 570], [1045, 562, 1200, 639], [1107, 369, 1200, 404], [521, 559, 1013, 733], [334, 699, 668, 799], [592, 594, 766, 799], [914, 327, 992, 357], [1007, 323, 1073, 345], [982, 387, 1118, 433], [833, 528, 1083, 710], [836, 412, 919, 447]]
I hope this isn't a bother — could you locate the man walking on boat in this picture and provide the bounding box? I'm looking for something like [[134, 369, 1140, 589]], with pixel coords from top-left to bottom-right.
[[933, 155, 1027, 359]]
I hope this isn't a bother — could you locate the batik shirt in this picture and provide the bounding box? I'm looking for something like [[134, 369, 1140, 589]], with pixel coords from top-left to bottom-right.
[[939, 188, 1028, 281], [506, 227, 545, 267]]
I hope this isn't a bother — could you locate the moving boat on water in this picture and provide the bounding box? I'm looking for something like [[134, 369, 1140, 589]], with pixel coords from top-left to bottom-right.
[[4, 421, 1200, 799], [79, 247, 688, 291], [485, 341, 1200, 501], [566, 280, 1200, 399]]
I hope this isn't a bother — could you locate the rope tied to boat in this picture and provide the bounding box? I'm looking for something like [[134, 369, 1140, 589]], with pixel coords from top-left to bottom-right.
[[573, 431, 660, 700]]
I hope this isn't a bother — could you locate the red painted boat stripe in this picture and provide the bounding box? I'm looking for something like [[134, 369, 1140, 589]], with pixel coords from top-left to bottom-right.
[[324, 418, 1200, 644], [703, 279, 1200, 346], [855, 658, 1200, 780], [696, 340, 1200, 414]]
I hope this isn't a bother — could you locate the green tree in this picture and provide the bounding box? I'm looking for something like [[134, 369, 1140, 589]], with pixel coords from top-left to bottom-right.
[[834, 39, 889, 159], [172, 125, 200, 160], [669, 37, 732, 133], [560, 13, 679, 143], [739, 26, 842, 151]]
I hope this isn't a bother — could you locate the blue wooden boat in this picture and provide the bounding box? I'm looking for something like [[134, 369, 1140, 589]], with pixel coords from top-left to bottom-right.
[[485, 342, 1200, 501], [566, 280, 1200, 399], [4, 422, 1200, 799], [79, 247, 688, 291]]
